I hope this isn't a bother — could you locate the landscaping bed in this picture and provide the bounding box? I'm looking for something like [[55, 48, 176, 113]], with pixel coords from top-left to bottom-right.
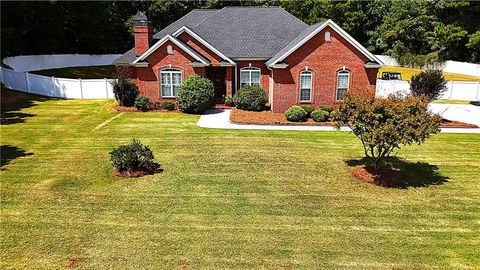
[[230, 108, 478, 128]]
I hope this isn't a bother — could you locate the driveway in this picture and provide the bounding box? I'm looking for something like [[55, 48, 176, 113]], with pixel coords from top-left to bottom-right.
[[198, 109, 480, 133]]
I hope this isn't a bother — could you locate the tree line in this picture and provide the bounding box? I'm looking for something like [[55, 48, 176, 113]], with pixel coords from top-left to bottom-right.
[[2, 0, 479, 65]]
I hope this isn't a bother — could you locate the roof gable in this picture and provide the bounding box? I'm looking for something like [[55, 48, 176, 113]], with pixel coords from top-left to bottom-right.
[[266, 20, 384, 66]]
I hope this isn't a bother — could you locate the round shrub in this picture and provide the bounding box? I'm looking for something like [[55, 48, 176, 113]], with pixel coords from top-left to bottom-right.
[[300, 105, 315, 118], [149, 101, 162, 110], [311, 109, 330, 122], [134, 96, 150, 112], [224, 95, 234, 106], [319, 105, 334, 113], [284, 106, 307, 122], [176, 75, 214, 113], [109, 139, 160, 174], [233, 85, 268, 111], [112, 78, 138, 107], [162, 101, 176, 111]]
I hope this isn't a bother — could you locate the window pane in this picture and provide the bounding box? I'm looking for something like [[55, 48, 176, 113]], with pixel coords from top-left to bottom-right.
[[172, 85, 180, 96], [161, 73, 169, 85], [172, 72, 181, 85], [240, 71, 249, 85], [300, 88, 311, 101], [251, 71, 260, 85], [337, 74, 349, 89], [300, 74, 311, 88], [336, 88, 345, 100], [162, 85, 172, 97]]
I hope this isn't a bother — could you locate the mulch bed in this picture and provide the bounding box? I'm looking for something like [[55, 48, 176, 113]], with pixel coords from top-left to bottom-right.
[[113, 105, 178, 113], [230, 108, 335, 126], [351, 165, 404, 187], [230, 108, 478, 128]]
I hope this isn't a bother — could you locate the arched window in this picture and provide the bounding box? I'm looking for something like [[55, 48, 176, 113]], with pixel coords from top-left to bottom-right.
[[160, 68, 182, 97], [336, 70, 350, 101], [240, 67, 261, 87], [299, 71, 312, 102]]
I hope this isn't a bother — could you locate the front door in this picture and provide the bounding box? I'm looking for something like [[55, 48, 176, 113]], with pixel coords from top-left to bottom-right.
[[207, 67, 226, 102]]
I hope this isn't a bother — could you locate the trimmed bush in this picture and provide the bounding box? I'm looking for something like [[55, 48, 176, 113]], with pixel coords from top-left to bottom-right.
[[284, 106, 307, 122], [319, 105, 334, 113], [162, 101, 176, 111], [134, 96, 150, 111], [224, 95, 234, 106], [176, 75, 214, 113], [112, 67, 139, 107], [149, 101, 162, 110], [110, 139, 160, 174], [233, 85, 268, 111], [311, 109, 330, 122], [410, 69, 447, 100], [300, 105, 315, 118]]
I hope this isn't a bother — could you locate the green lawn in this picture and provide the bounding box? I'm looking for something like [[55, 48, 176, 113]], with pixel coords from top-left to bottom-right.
[[1, 91, 480, 269], [30, 65, 116, 79]]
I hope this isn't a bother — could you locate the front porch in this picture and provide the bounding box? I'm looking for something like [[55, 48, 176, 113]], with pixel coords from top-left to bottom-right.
[[205, 66, 234, 105]]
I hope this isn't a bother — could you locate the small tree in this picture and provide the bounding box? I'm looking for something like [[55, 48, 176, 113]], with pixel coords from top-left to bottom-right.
[[333, 92, 442, 170], [176, 75, 214, 113], [111, 66, 139, 107], [410, 69, 447, 100]]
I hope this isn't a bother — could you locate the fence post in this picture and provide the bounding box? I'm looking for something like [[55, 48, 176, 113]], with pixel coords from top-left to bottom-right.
[[476, 81, 480, 100], [79, 78, 83, 99], [104, 78, 108, 98], [51, 76, 56, 97], [449, 81, 454, 99], [25, 72, 30, 93]]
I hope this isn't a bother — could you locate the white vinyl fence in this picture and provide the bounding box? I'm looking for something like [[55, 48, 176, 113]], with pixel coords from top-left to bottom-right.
[[0, 67, 115, 99], [376, 79, 480, 101], [2, 54, 121, 72]]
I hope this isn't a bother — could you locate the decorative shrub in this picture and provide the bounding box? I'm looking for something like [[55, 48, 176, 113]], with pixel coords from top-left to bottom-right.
[[176, 75, 214, 113], [319, 105, 334, 114], [300, 105, 315, 118], [134, 96, 150, 112], [109, 139, 160, 174], [284, 105, 307, 122], [149, 101, 162, 110], [162, 101, 176, 111], [311, 109, 330, 122], [111, 67, 138, 107], [224, 95, 234, 106], [233, 85, 268, 111], [410, 69, 447, 100]]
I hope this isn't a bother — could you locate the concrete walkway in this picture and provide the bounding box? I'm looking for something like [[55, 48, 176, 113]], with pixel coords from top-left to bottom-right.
[[197, 109, 480, 134]]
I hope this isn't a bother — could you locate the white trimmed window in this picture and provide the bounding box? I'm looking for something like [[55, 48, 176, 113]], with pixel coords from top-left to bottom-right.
[[336, 70, 350, 101], [240, 67, 261, 87], [299, 71, 312, 102], [160, 68, 182, 97]]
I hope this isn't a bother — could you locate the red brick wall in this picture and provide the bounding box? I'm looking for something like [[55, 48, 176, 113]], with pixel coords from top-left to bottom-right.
[[132, 40, 205, 102], [134, 25, 153, 56], [272, 26, 378, 112], [235, 60, 270, 95]]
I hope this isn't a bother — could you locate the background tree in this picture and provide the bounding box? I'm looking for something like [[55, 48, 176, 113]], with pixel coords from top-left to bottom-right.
[[333, 92, 441, 170], [410, 70, 447, 100]]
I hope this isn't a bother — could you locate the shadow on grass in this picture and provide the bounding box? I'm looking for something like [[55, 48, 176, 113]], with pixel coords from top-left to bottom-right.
[[1, 89, 54, 125], [345, 156, 449, 188], [1, 145, 33, 169]]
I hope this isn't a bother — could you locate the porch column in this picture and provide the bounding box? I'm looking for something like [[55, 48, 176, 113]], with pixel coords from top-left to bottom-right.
[[226, 66, 233, 97]]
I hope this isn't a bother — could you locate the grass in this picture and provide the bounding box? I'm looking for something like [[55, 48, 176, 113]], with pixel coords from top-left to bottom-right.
[[432, 99, 472, 105], [30, 65, 116, 79], [379, 66, 480, 81], [1, 90, 480, 269]]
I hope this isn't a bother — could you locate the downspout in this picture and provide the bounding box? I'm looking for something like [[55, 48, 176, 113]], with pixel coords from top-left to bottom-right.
[[267, 66, 274, 111], [234, 64, 238, 93]]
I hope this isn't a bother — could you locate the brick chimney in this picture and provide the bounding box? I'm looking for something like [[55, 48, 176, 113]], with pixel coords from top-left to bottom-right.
[[133, 12, 153, 56]]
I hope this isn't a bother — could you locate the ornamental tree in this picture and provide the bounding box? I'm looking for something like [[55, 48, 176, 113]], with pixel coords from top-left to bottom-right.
[[410, 69, 447, 100], [333, 92, 442, 170]]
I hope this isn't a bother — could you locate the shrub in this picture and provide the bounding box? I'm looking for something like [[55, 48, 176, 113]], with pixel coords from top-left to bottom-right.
[[162, 101, 176, 111], [176, 75, 214, 113], [149, 101, 162, 110], [233, 85, 268, 111], [300, 105, 315, 118], [410, 69, 447, 100], [110, 139, 160, 174], [111, 67, 139, 107], [333, 93, 441, 170], [319, 104, 334, 114], [311, 109, 329, 122], [224, 95, 234, 106], [134, 96, 150, 112], [284, 106, 307, 122]]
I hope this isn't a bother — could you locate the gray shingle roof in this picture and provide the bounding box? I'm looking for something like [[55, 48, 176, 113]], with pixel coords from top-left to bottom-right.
[[114, 7, 309, 64], [113, 48, 136, 65], [266, 22, 324, 66]]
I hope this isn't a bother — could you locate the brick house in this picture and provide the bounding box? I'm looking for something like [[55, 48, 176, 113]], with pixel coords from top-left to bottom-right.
[[114, 7, 383, 112]]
